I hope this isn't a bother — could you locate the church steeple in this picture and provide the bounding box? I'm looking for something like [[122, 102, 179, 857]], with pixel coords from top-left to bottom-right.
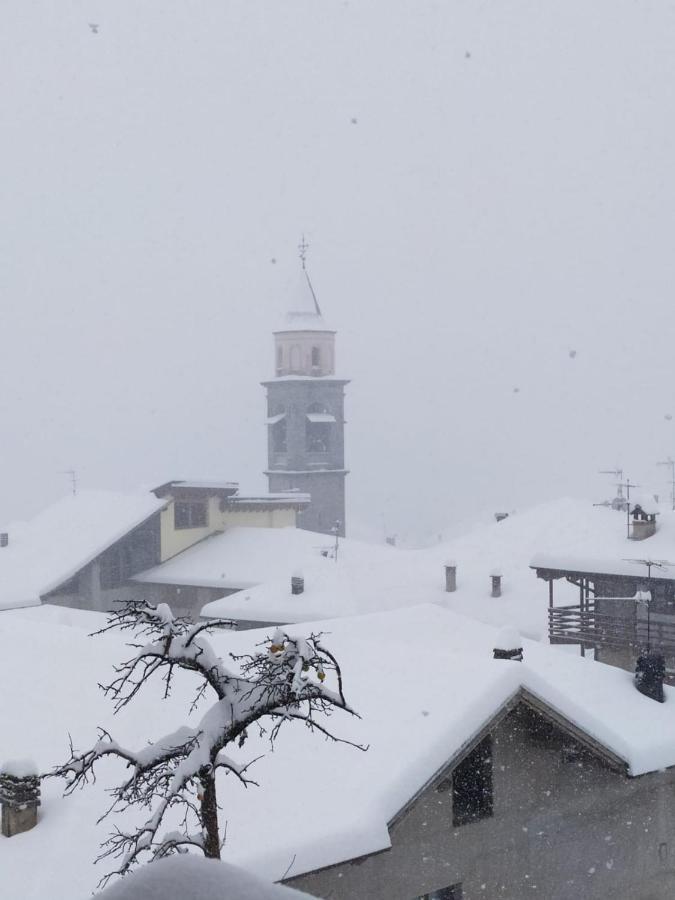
[[273, 241, 336, 378], [262, 242, 349, 537]]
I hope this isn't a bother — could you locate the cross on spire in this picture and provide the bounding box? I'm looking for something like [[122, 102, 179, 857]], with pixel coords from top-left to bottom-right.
[[298, 234, 309, 269]]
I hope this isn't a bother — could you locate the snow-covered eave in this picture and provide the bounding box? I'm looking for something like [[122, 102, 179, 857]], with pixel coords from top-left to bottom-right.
[[530, 552, 675, 582], [387, 684, 629, 830], [133, 571, 260, 590], [0, 595, 42, 613], [278, 678, 637, 883], [226, 496, 311, 509], [272, 327, 337, 336], [39, 501, 168, 598], [264, 469, 349, 476], [261, 376, 350, 385]]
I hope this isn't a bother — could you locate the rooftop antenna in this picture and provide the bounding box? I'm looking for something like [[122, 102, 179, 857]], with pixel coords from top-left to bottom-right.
[[599, 467, 624, 498], [298, 234, 322, 316], [616, 477, 640, 539], [61, 469, 78, 497], [657, 457, 675, 511], [623, 558, 675, 651], [331, 520, 341, 562]]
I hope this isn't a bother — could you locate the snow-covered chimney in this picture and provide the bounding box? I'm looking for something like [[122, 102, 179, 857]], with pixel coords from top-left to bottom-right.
[[444, 562, 457, 593], [493, 627, 523, 661], [291, 571, 304, 595], [0, 533, 8, 548], [491, 570, 502, 598], [0, 760, 40, 837], [635, 652, 665, 703]]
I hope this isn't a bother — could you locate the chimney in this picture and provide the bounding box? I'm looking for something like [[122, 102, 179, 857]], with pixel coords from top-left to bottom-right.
[[0, 533, 8, 548], [0, 761, 40, 837], [490, 570, 502, 598], [635, 652, 666, 703], [291, 571, 304, 595], [493, 627, 523, 661], [444, 562, 457, 593]]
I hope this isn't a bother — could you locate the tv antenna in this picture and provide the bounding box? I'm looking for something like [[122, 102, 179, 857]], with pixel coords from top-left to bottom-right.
[[624, 558, 675, 650], [657, 457, 675, 511], [616, 477, 639, 538], [61, 469, 78, 497], [599, 467, 624, 497]]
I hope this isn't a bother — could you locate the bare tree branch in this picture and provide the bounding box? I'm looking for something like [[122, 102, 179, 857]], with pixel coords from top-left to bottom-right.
[[50, 600, 362, 886]]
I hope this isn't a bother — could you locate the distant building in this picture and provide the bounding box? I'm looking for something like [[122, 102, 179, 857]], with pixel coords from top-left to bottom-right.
[[0, 482, 308, 617], [532, 553, 675, 674], [263, 258, 349, 537]]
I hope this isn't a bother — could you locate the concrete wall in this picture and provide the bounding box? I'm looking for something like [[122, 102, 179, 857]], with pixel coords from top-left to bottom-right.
[[287, 703, 675, 900]]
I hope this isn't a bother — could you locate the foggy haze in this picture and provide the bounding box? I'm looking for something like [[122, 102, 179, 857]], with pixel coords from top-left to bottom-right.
[[2, 0, 675, 541]]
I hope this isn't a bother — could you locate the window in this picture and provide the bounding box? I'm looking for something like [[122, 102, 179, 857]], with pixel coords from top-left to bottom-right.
[[272, 417, 287, 452], [311, 346, 321, 370], [416, 885, 463, 900], [276, 346, 283, 375], [174, 500, 208, 530], [306, 402, 333, 453], [452, 735, 493, 826]]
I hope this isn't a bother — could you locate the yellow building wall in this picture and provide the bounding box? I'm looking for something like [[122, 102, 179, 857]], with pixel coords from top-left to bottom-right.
[[159, 498, 297, 562]]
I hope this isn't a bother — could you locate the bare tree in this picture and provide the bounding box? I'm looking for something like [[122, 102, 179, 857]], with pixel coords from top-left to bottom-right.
[[52, 600, 362, 885]]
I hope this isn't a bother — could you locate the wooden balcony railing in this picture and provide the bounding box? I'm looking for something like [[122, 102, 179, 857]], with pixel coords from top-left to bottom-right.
[[549, 601, 675, 653]]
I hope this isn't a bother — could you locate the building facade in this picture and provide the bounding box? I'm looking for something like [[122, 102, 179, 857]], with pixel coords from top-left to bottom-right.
[[263, 263, 349, 536], [288, 695, 675, 900]]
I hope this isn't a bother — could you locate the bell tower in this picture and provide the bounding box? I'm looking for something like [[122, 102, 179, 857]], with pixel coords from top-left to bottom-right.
[[263, 241, 348, 536]]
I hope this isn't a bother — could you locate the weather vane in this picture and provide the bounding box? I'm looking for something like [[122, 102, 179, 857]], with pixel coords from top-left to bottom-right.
[[298, 234, 309, 269]]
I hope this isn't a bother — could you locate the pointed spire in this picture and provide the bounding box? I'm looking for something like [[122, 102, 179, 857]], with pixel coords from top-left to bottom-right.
[[298, 234, 322, 316]]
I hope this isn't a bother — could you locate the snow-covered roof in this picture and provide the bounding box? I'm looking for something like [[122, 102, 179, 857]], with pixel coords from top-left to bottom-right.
[[4, 603, 675, 898], [99, 857, 311, 899], [273, 268, 334, 334], [0, 491, 166, 611], [275, 309, 334, 333], [203, 498, 675, 640], [228, 493, 311, 507], [531, 553, 675, 581], [152, 480, 240, 497], [134, 526, 392, 590]]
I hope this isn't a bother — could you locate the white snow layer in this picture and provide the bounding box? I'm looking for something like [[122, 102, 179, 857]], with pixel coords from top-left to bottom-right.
[[0, 490, 165, 610], [201, 498, 675, 640], [98, 856, 311, 899], [133, 525, 393, 590], [3, 602, 675, 899]]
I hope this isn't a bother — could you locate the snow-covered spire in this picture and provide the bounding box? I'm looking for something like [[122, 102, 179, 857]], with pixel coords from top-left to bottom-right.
[[298, 234, 322, 317], [275, 238, 332, 335], [272, 240, 337, 376]]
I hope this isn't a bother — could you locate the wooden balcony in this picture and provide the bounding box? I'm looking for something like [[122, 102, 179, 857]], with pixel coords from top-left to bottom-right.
[[549, 601, 675, 654]]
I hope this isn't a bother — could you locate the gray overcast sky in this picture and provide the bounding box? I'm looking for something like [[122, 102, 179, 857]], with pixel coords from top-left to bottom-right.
[[2, 1, 675, 541]]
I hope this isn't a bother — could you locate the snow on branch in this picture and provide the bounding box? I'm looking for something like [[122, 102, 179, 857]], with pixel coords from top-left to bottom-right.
[[50, 600, 363, 886]]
